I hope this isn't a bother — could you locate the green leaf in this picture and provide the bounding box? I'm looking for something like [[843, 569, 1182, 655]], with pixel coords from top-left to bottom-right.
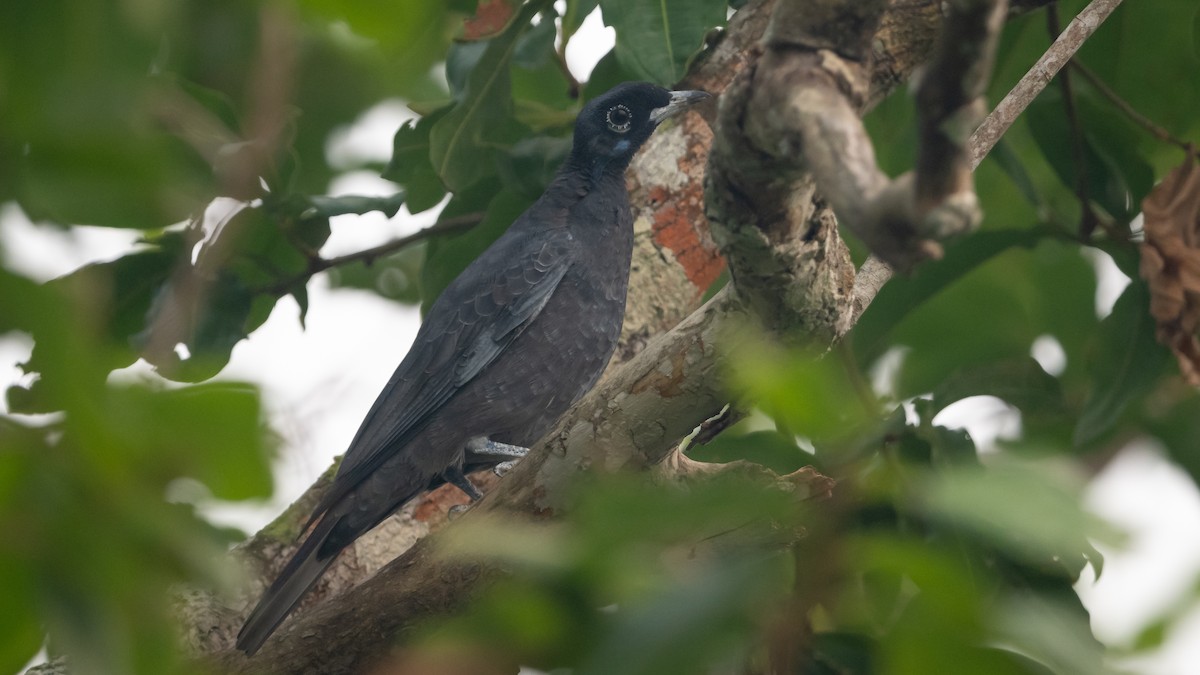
[[597, 0, 727, 85], [577, 555, 789, 675], [1026, 92, 1141, 224], [917, 459, 1120, 573], [1073, 281, 1170, 447], [496, 136, 572, 200], [429, 2, 540, 191], [383, 108, 450, 214], [726, 335, 870, 446], [0, 558, 41, 675], [853, 229, 1044, 364], [304, 192, 406, 218], [687, 429, 807, 475], [930, 357, 1066, 425], [106, 382, 273, 500], [990, 138, 1044, 207]]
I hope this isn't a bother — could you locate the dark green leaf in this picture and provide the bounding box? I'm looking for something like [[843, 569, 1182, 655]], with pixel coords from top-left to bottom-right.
[[430, 3, 539, 191], [687, 429, 807, 475], [107, 383, 272, 500], [1073, 281, 1170, 447], [918, 459, 1121, 571], [383, 108, 450, 214], [853, 229, 1045, 364], [930, 357, 1065, 423], [990, 138, 1044, 207], [496, 136, 572, 200], [597, 0, 727, 85]]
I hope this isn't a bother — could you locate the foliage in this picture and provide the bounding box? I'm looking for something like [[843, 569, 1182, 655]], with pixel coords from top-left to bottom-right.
[[1, 0, 1200, 673]]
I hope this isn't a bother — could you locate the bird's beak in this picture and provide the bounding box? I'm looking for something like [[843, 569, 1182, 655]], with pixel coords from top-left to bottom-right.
[[649, 90, 711, 125]]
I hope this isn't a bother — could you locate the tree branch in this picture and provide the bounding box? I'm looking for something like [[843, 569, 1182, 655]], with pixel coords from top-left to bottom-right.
[[968, 0, 1126, 169]]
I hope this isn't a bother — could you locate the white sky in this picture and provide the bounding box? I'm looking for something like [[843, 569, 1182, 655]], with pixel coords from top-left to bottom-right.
[[2, 8, 1198, 674]]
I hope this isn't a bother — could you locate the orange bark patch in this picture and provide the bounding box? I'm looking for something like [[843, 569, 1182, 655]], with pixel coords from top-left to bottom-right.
[[1140, 153, 1200, 384], [650, 181, 725, 293], [461, 0, 516, 41]]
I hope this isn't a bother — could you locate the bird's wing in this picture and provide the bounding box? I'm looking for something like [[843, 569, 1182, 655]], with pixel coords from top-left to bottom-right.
[[307, 227, 577, 521]]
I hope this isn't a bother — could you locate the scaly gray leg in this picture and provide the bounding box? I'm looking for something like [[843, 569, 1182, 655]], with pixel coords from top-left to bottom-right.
[[465, 437, 529, 461]]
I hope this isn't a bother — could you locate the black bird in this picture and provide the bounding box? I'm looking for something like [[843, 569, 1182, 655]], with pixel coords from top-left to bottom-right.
[[236, 82, 710, 654]]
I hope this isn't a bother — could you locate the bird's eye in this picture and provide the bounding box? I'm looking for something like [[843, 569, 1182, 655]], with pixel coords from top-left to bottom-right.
[[606, 104, 632, 133]]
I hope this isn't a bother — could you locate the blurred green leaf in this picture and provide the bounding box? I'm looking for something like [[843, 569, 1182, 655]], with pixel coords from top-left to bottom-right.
[[726, 335, 870, 446], [383, 108, 450, 214], [578, 555, 789, 675], [930, 357, 1066, 428], [917, 459, 1120, 571], [853, 229, 1044, 364], [496, 136, 572, 200], [1074, 281, 1170, 447], [1026, 91, 1150, 225], [597, 0, 727, 85], [687, 429, 808, 475], [106, 382, 273, 500], [994, 595, 1116, 675]]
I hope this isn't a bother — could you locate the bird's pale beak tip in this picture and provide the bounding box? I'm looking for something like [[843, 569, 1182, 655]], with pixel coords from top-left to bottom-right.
[[672, 90, 712, 104], [651, 90, 713, 124]]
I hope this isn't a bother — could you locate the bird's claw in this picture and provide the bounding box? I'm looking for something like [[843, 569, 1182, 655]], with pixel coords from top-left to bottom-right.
[[447, 503, 471, 520]]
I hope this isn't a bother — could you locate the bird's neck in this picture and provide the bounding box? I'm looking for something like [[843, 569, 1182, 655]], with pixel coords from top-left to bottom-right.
[[564, 151, 630, 191]]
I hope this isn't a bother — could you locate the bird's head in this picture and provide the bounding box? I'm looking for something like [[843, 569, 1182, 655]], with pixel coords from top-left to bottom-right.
[[570, 82, 710, 177]]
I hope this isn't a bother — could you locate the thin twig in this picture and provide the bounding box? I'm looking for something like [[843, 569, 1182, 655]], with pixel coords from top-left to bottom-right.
[[969, 0, 1126, 170], [255, 211, 485, 296], [1070, 61, 1200, 159], [554, 45, 581, 99], [310, 212, 485, 274]]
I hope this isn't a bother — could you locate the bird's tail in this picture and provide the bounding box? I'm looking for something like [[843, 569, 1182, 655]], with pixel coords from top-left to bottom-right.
[[235, 515, 341, 655]]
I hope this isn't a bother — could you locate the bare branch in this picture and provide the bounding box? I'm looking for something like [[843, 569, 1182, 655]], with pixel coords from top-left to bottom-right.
[[969, 0, 1126, 169]]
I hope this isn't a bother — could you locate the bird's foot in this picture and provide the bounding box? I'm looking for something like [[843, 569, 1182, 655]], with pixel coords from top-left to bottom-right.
[[493, 459, 519, 477], [447, 503, 472, 520], [442, 465, 484, 501], [465, 437, 529, 461]]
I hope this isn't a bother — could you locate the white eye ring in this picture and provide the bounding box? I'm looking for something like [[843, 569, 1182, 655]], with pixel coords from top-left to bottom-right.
[[606, 104, 632, 133]]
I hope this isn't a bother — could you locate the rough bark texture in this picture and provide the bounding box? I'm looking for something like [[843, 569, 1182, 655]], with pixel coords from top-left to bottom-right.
[[190, 0, 1025, 671]]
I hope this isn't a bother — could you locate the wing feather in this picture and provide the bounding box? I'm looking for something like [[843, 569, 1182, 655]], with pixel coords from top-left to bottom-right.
[[306, 227, 576, 522]]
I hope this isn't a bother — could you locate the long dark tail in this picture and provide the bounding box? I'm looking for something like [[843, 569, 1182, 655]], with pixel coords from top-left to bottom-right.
[[236, 515, 342, 655]]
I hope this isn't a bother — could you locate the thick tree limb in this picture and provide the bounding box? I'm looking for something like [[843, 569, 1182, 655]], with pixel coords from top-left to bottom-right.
[[707, 0, 1007, 276]]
